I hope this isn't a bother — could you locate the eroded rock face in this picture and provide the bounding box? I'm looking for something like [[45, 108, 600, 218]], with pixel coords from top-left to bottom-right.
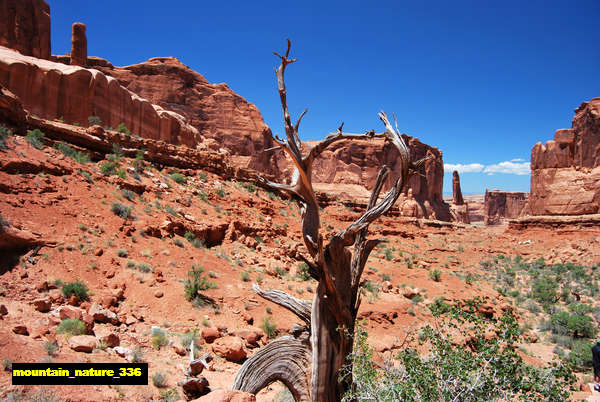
[[529, 98, 600, 215], [452, 171, 464, 205], [0, 46, 200, 147], [70, 22, 87, 67], [484, 190, 528, 225], [93, 57, 281, 176], [309, 136, 451, 220], [0, 0, 50, 60]]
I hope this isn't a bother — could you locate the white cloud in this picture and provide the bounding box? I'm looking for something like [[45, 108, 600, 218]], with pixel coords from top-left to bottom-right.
[[483, 161, 530, 175], [444, 163, 484, 173], [445, 161, 530, 175]]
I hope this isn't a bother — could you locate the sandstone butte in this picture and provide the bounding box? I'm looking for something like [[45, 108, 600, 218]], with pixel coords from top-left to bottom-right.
[[0, 0, 451, 220], [0, 46, 201, 148], [483, 190, 528, 226], [528, 97, 600, 216]]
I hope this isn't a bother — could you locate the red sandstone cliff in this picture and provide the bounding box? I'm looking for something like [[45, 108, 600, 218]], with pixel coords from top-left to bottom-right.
[[308, 136, 451, 221], [0, 46, 200, 147], [484, 190, 528, 225], [0, 0, 50, 60], [529, 98, 600, 215], [92, 57, 281, 176]]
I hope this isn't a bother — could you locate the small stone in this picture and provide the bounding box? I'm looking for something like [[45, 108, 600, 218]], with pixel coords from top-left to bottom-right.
[[201, 328, 220, 344], [12, 325, 29, 335], [94, 248, 103, 256], [58, 306, 83, 320], [33, 298, 52, 312], [69, 335, 97, 353], [0, 304, 7, 315], [179, 376, 210, 400], [212, 336, 246, 362], [154, 291, 163, 298]]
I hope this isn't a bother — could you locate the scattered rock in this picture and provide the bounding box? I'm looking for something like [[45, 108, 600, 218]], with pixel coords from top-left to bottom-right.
[[94, 248, 103, 256], [172, 344, 186, 356], [154, 290, 163, 298], [69, 335, 97, 353], [233, 328, 264, 347], [94, 325, 120, 347], [201, 328, 221, 344], [402, 287, 420, 300], [58, 306, 83, 320], [212, 336, 246, 362], [114, 346, 133, 359], [180, 376, 210, 400], [89, 303, 119, 325], [33, 298, 52, 312], [12, 325, 29, 335], [0, 304, 7, 315]]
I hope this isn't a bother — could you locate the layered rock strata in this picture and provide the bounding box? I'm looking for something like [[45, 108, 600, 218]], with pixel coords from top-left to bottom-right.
[[529, 98, 600, 215], [0, 0, 50, 60], [484, 190, 528, 225]]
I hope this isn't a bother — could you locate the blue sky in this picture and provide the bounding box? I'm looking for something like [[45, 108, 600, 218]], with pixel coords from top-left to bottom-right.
[[49, 1, 599, 194]]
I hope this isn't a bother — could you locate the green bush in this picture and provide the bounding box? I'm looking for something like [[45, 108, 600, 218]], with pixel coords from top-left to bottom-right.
[[100, 161, 117, 176], [151, 328, 169, 350], [88, 116, 102, 126], [54, 142, 90, 163], [342, 299, 575, 401], [184, 265, 218, 305], [26, 129, 45, 149], [117, 123, 131, 135], [56, 318, 86, 336], [116, 249, 128, 258], [567, 339, 594, 371], [531, 276, 558, 310], [44, 341, 59, 357], [61, 281, 89, 300], [111, 202, 132, 219], [152, 372, 168, 388], [549, 310, 597, 338], [170, 172, 186, 184], [0, 124, 14, 150], [120, 189, 136, 201], [429, 269, 442, 282], [260, 315, 277, 338]]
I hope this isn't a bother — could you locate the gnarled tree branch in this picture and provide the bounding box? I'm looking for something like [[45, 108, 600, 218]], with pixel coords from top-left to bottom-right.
[[252, 284, 312, 326]]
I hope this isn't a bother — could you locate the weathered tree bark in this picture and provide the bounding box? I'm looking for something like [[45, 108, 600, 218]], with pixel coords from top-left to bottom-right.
[[232, 40, 427, 402]]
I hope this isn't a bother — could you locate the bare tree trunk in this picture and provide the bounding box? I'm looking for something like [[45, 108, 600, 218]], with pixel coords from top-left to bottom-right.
[[232, 39, 428, 402]]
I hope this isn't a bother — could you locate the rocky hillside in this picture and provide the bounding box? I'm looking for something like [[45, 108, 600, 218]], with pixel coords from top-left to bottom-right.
[[529, 97, 600, 215]]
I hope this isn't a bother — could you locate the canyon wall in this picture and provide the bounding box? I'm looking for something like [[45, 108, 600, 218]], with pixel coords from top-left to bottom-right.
[[0, 46, 200, 147], [0, 0, 50, 60], [529, 98, 600, 215], [484, 190, 528, 225]]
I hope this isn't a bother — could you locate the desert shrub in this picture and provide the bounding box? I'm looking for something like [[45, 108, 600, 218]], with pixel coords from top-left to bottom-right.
[[0, 214, 10, 233], [260, 315, 277, 338], [3, 357, 13, 371], [170, 172, 186, 184], [100, 161, 117, 176], [120, 189, 136, 201], [116, 249, 128, 258], [184, 232, 205, 248], [56, 318, 86, 336], [117, 123, 130, 135], [0, 124, 13, 150], [531, 276, 558, 310], [131, 346, 145, 363], [152, 372, 168, 388], [567, 339, 594, 371], [44, 341, 59, 357], [342, 298, 575, 401], [548, 310, 597, 338], [179, 329, 201, 355], [184, 265, 218, 305], [61, 281, 89, 300], [164, 205, 179, 217], [429, 269, 442, 282], [173, 238, 185, 248], [240, 271, 250, 282], [151, 327, 169, 350], [297, 262, 311, 281], [138, 262, 151, 273], [88, 116, 102, 126], [54, 142, 90, 163], [111, 202, 132, 219], [159, 389, 179, 402], [26, 129, 45, 149]]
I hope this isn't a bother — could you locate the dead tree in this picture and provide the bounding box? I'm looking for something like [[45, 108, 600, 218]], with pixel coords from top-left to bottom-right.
[[232, 40, 428, 402]]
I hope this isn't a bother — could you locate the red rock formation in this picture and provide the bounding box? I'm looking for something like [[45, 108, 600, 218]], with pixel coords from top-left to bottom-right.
[[0, 46, 200, 147], [93, 57, 281, 176], [0, 0, 50, 60], [529, 98, 600, 215], [308, 136, 451, 220], [70, 22, 87, 67], [452, 171, 464, 205], [484, 190, 528, 225]]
